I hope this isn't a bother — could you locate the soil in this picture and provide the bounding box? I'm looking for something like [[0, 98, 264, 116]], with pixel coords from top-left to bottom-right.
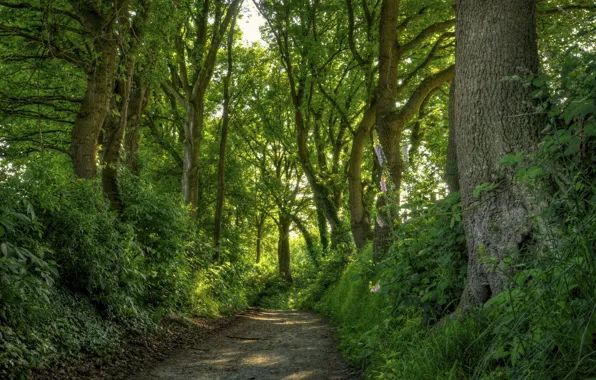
[[129, 309, 359, 380], [30, 309, 359, 380]]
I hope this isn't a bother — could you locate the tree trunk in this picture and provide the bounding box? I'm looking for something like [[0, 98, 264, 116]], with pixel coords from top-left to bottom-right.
[[316, 206, 329, 252], [348, 103, 376, 250], [455, 0, 542, 309], [182, 100, 204, 217], [71, 42, 118, 179], [445, 81, 459, 193], [102, 60, 134, 212], [125, 76, 148, 175], [277, 216, 292, 282], [256, 214, 266, 264], [179, 1, 240, 218], [295, 110, 346, 246], [214, 18, 236, 262]]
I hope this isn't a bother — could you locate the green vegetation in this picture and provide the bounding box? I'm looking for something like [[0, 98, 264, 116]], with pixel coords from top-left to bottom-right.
[[0, 0, 594, 379], [300, 51, 596, 379]]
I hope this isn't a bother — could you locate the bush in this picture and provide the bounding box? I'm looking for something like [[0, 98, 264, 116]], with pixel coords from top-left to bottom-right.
[[0, 160, 214, 377], [380, 192, 467, 324]]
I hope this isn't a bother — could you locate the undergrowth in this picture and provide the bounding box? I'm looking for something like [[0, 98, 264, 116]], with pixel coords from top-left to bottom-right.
[[0, 160, 261, 378], [292, 52, 596, 379]]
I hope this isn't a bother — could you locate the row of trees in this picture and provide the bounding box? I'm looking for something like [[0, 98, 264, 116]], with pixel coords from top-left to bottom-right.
[[0, 0, 592, 305]]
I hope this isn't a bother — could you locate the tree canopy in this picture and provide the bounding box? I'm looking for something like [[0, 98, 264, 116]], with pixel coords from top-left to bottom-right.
[[0, 0, 595, 378]]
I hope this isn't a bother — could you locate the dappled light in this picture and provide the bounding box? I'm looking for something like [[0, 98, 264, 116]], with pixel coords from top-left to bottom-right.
[[0, 0, 594, 379]]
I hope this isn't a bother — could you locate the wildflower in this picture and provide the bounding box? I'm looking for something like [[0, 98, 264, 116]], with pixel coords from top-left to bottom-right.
[[370, 284, 381, 293], [374, 145, 384, 166]]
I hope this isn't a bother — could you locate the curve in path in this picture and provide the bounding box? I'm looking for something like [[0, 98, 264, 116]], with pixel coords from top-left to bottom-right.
[[130, 309, 358, 380]]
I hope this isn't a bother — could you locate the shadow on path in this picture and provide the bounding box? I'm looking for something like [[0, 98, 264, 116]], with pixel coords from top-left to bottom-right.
[[130, 309, 359, 380]]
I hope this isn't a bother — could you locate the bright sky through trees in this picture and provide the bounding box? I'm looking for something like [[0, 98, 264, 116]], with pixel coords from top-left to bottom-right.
[[239, 2, 265, 46]]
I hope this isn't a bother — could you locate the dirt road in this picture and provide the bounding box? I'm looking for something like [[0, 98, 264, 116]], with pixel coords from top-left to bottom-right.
[[129, 309, 358, 380]]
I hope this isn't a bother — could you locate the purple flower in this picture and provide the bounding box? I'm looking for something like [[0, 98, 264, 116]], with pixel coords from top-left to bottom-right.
[[377, 217, 384, 227], [374, 145, 384, 166], [370, 284, 381, 293]]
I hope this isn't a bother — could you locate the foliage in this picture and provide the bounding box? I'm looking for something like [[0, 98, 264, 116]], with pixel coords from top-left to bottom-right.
[[310, 51, 596, 380], [0, 0, 593, 378], [473, 51, 596, 379], [0, 160, 257, 377], [380, 193, 467, 324]]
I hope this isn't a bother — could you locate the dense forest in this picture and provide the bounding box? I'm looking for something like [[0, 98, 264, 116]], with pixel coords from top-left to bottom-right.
[[0, 0, 595, 378]]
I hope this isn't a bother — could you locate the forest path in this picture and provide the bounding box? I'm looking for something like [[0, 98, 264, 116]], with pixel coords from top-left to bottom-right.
[[129, 309, 359, 380]]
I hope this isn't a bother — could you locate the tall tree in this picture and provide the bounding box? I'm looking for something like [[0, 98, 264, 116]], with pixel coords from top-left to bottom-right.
[[102, 1, 151, 211], [344, 0, 378, 250], [0, 0, 134, 178], [214, 16, 237, 261], [255, 0, 351, 246], [369, 0, 455, 256], [163, 0, 241, 217], [454, 0, 543, 308]]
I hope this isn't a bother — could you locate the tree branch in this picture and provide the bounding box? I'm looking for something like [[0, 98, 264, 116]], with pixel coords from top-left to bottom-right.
[[386, 64, 453, 130]]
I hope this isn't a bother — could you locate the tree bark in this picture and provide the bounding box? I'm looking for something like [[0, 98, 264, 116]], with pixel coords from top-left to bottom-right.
[[348, 103, 376, 250], [182, 100, 204, 218], [124, 76, 148, 175], [445, 80, 459, 193], [71, 41, 118, 178], [102, 60, 134, 212], [316, 206, 329, 252], [256, 213, 266, 264], [295, 108, 346, 246], [277, 216, 292, 283], [455, 0, 542, 309], [292, 215, 318, 266], [69, 1, 132, 179]]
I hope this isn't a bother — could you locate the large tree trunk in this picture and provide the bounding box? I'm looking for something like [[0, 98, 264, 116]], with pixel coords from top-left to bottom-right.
[[102, 60, 134, 212], [71, 42, 118, 179], [277, 216, 292, 283], [348, 103, 376, 250], [455, 0, 542, 309]]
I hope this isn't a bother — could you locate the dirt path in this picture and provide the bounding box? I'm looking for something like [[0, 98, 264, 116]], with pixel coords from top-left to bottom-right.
[[129, 309, 359, 380]]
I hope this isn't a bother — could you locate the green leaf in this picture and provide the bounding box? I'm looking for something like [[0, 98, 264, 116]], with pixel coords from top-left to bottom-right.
[[473, 182, 497, 197], [563, 99, 596, 124], [525, 166, 545, 178], [532, 74, 550, 87], [584, 122, 596, 137], [499, 154, 524, 166]]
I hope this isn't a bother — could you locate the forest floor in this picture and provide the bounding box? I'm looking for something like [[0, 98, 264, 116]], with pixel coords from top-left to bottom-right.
[[31, 309, 358, 380], [129, 309, 359, 380]]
